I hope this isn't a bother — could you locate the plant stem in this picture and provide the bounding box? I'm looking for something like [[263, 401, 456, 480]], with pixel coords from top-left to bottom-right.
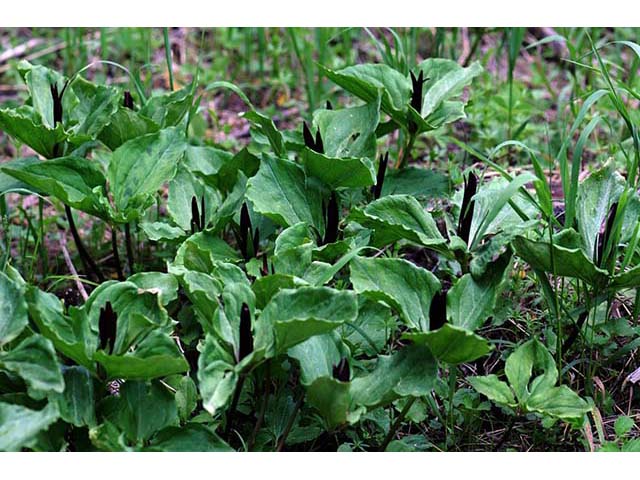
[[163, 27, 174, 91], [225, 374, 246, 438], [276, 391, 304, 452], [248, 363, 271, 451], [493, 415, 516, 451], [379, 397, 416, 451], [111, 225, 124, 281], [397, 132, 417, 169], [124, 223, 135, 275], [64, 204, 104, 282]]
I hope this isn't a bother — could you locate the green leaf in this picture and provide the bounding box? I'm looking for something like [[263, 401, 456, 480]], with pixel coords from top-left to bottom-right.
[[342, 297, 394, 356], [505, 338, 557, 404], [108, 126, 187, 221], [140, 81, 194, 128], [313, 97, 380, 159], [380, 166, 450, 200], [174, 376, 198, 423], [252, 274, 298, 309], [288, 333, 344, 386], [307, 377, 351, 430], [513, 230, 608, 286], [127, 272, 179, 306], [67, 76, 120, 144], [468, 374, 516, 406], [0, 157, 42, 194], [447, 274, 498, 331], [614, 415, 635, 438], [257, 287, 357, 356], [170, 231, 240, 275], [54, 366, 96, 428], [301, 148, 376, 189], [246, 154, 324, 231], [0, 335, 64, 399], [349, 194, 446, 250], [104, 380, 178, 443], [2, 156, 108, 219], [0, 402, 59, 452], [321, 64, 411, 125], [418, 59, 483, 118], [242, 110, 286, 157], [94, 330, 189, 380], [526, 385, 591, 420], [0, 271, 28, 346], [167, 166, 220, 231], [0, 107, 67, 158], [197, 334, 238, 415], [146, 424, 233, 452], [98, 107, 160, 150], [405, 324, 492, 365], [350, 256, 440, 331], [350, 344, 437, 408], [576, 160, 624, 257]]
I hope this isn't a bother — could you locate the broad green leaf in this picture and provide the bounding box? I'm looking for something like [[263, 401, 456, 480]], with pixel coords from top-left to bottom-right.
[[127, 272, 179, 306], [0, 271, 28, 346], [25, 287, 92, 367], [67, 76, 120, 144], [313, 97, 380, 159], [505, 338, 558, 404], [0, 335, 64, 399], [0, 107, 67, 158], [321, 64, 411, 124], [246, 154, 324, 231], [197, 334, 238, 415], [108, 126, 187, 221], [140, 222, 185, 241], [513, 230, 608, 286], [94, 330, 188, 380], [350, 344, 437, 408], [146, 424, 233, 452], [288, 333, 344, 386], [242, 110, 286, 157], [447, 274, 498, 331], [350, 256, 440, 331], [342, 297, 394, 356], [301, 148, 376, 189], [350, 194, 446, 250], [2, 156, 108, 219], [0, 402, 59, 452], [98, 107, 160, 150], [140, 82, 194, 128], [104, 380, 178, 443], [526, 385, 591, 420], [0, 157, 42, 194], [380, 166, 450, 200], [273, 223, 314, 277], [19, 61, 62, 128], [418, 59, 483, 118], [307, 377, 351, 430], [174, 376, 198, 423], [167, 166, 220, 231], [467, 374, 515, 405], [212, 282, 256, 359], [252, 274, 298, 309], [576, 161, 624, 257], [54, 366, 96, 428], [405, 324, 492, 365], [257, 286, 357, 356], [169, 231, 240, 275]]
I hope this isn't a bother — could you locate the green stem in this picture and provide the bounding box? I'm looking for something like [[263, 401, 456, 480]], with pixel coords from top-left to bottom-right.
[[111, 225, 124, 281], [163, 27, 174, 91], [65, 204, 104, 282], [398, 132, 417, 169], [379, 397, 416, 451], [276, 391, 304, 452], [124, 223, 135, 275], [225, 374, 246, 438]]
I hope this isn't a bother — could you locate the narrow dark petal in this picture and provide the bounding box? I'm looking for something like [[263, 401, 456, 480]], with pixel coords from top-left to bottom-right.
[[98, 301, 117, 355], [326, 100, 333, 110], [200, 196, 206, 231], [50, 83, 63, 126], [457, 172, 478, 244], [332, 358, 350, 382], [372, 152, 389, 200], [303, 122, 315, 150], [410, 70, 424, 112], [323, 192, 339, 245], [238, 303, 253, 362], [314, 130, 324, 154], [261, 253, 269, 276], [596, 201, 619, 266], [123, 90, 134, 110], [239, 203, 251, 259], [429, 291, 447, 331], [191, 196, 200, 232]]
